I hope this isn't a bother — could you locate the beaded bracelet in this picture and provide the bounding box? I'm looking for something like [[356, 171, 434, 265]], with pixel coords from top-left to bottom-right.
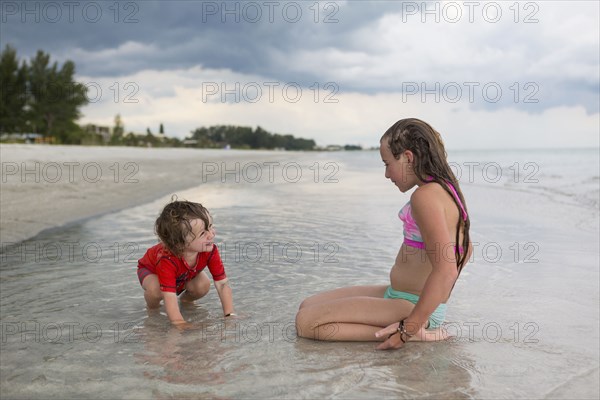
[[387, 319, 414, 343], [398, 319, 414, 343]]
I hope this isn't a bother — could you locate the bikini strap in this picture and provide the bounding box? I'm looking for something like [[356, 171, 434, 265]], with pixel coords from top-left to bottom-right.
[[425, 175, 467, 221], [445, 181, 468, 221]]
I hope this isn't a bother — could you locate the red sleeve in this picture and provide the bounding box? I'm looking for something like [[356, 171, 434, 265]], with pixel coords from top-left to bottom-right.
[[137, 244, 158, 273], [156, 257, 178, 293], [206, 245, 226, 281]]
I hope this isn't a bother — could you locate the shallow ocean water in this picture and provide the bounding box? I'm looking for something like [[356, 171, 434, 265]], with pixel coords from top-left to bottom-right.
[[1, 149, 598, 399]]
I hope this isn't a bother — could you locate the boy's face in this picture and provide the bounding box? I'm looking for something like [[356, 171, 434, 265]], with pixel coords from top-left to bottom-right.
[[185, 217, 215, 253]]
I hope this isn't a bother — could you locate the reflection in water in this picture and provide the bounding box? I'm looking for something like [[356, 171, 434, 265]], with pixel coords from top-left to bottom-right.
[[291, 339, 476, 399], [136, 314, 239, 386]]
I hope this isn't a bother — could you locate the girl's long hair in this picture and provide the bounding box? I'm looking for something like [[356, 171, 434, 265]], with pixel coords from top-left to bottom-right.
[[382, 118, 470, 276]]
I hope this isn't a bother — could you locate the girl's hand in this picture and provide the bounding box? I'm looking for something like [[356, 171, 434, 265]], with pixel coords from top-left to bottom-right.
[[375, 322, 405, 350]]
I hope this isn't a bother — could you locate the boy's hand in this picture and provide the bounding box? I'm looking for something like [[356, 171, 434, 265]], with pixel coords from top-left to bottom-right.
[[214, 279, 235, 318], [163, 292, 186, 325], [171, 320, 194, 331]]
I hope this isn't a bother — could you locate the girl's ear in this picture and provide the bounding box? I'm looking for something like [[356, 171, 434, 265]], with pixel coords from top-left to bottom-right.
[[403, 150, 414, 164]]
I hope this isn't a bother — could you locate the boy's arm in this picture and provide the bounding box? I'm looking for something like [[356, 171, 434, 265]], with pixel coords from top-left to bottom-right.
[[163, 291, 186, 325], [214, 278, 234, 316]]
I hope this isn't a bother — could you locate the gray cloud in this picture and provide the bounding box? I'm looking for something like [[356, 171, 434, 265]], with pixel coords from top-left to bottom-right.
[[2, 0, 598, 113]]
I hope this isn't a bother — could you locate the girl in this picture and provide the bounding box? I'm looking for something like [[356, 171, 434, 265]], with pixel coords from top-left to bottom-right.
[[295, 118, 471, 349]]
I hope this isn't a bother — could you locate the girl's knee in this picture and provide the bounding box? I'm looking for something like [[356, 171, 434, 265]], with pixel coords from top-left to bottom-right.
[[295, 308, 316, 339], [295, 310, 307, 337], [298, 298, 309, 310], [298, 294, 319, 310]]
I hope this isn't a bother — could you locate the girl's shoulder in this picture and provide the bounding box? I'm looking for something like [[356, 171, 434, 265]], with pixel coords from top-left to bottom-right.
[[410, 181, 447, 203], [410, 181, 457, 216]]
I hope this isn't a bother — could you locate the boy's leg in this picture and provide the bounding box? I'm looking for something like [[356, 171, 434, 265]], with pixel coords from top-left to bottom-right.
[[141, 274, 162, 309], [180, 271, 210, 303]]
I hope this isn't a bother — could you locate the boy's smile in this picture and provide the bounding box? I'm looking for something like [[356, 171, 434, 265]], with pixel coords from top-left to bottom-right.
[[186, 217, 216, 253]]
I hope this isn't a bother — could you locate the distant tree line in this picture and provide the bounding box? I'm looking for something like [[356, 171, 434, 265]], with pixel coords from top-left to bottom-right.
[[0, 45, 320, 150], [104, 114, 182, 148], [188, 125, 316, 150], [0, 45, 88, 143]]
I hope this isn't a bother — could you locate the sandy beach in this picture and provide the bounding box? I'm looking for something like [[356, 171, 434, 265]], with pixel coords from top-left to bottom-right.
[[0, 144, 288, 244]]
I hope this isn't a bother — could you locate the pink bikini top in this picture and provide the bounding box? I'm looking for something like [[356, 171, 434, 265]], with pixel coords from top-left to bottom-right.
[[398, 180, 468, 251]]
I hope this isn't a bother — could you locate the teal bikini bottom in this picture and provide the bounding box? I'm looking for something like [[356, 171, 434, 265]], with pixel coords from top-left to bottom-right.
[[383, 286, 447, 329]]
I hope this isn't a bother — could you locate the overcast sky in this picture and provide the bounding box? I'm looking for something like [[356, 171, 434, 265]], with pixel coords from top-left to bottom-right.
[[2, 0, 599, 148]]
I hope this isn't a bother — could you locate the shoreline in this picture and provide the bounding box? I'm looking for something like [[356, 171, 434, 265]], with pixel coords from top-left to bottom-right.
[[0, 144, 291, 244]]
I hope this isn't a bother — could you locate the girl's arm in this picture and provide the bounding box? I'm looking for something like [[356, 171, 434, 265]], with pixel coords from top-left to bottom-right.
[[163, 291, 186, 325], [214, 278, 235, 316], [404, 185, 460, 335]]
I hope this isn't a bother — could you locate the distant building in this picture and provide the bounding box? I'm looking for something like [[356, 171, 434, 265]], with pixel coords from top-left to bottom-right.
[[325, 145, 343, 151], [0, 133, 45, 143], [84, 124, 112, 143], [183, 139, 198, 146]]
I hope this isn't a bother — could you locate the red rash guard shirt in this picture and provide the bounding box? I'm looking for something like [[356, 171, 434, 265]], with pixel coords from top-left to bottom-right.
[[138, 243, 226, 294]]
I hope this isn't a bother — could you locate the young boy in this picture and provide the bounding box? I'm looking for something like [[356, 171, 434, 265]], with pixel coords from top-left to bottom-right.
[[137, 200, 235, 325]]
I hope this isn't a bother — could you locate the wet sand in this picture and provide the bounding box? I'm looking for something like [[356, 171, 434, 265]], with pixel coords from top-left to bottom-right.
[[0, 144, 288, 244]]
